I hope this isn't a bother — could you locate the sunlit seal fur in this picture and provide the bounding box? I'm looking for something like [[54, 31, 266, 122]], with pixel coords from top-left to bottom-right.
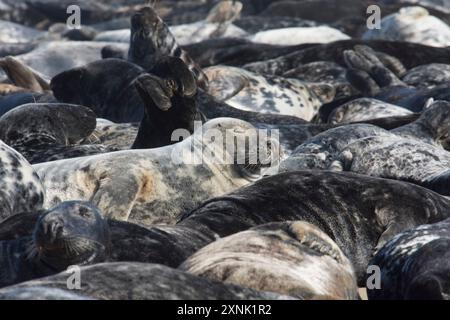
[[402, 63, 450, 89], [368, 218, 450, 300], [179, 170, 450, 284], [0, 201, 110, 288], [0, 140, 44, 222], [205, 66, 335, 121], [180, 221, 358, 300], [32, 118, 281, 225], [0, 286, 93, 300], [362, 6, 450, 47], [0, 262, 293, 300]]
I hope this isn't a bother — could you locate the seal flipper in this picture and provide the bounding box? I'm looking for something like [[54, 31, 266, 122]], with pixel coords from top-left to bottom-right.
[[0, 56, 50, 92]]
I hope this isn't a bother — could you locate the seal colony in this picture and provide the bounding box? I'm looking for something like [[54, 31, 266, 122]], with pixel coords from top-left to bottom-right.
[[0, 0, 449, 300]]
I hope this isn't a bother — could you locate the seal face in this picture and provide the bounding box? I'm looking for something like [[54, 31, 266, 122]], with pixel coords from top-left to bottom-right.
[[0, 201, 110, 288], [368, 218, 450, 300], [179, 170, 450, 284], [0, 262, 293, 300], [180, 221, 358, 300], [0, 140, 44, 222]]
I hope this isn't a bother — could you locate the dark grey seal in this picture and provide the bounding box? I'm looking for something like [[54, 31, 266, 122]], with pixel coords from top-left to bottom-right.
[[368, 218, 450, 300], [179, 170, 450, 284]]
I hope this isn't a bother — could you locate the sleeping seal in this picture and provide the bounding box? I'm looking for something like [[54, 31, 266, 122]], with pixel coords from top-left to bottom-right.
[[0, 140, 44, 222], [33, 118, 281, 225], [205, 66, 335, 120], [368, 218, 450, 300], [0, 262, 293, 300], [179, 170, 450, 284], [180, 221, 358, 300], [0, 201, 110, 288], [363, 6, 450, 47]]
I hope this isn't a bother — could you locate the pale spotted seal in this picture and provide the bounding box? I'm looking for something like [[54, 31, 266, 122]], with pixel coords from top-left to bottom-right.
[[0, 201, 110, 288], [368, 218, 450, 300], [179, 170, 450, 284], [33, 118, 281, 225], [0, 140, 44, 222], [180, 221, 358, 300], [0, 262, 293, 300], [362, 6, 450, 47], [205, 66, 335, 120]]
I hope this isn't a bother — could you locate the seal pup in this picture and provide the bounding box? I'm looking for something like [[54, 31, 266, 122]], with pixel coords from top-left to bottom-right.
[[179, 170, 450, 284], [180, 221, 359, 300], [0, 201, 110, 288], [0, 140, 44, 222], [33, 118, 281, 225], [0, 262, 293, 300], [363, 6, 450, 47], [368, 218, 450, 300], [128, 5, 209, 89], [204, 66, 336, 120]]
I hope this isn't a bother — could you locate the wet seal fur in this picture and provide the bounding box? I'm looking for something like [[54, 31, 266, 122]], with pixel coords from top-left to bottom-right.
[[0, 262, 293, 300], [180, 221, 358, 300], [179, 170, 450, 284], [33, 118, 281, 225], [368, 218, 450, 300], [0, 201, 110, 288]]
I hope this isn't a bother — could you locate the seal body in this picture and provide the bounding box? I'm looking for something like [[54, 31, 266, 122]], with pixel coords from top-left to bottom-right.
[[0, 262, 293, 300], [368, 218, 450, 300], [0, 140, 44, 222], [180, 171, 450, 284], [180, 221, 358, 300], [33, 118, 280, 225], [205, 66, 335, 120]]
